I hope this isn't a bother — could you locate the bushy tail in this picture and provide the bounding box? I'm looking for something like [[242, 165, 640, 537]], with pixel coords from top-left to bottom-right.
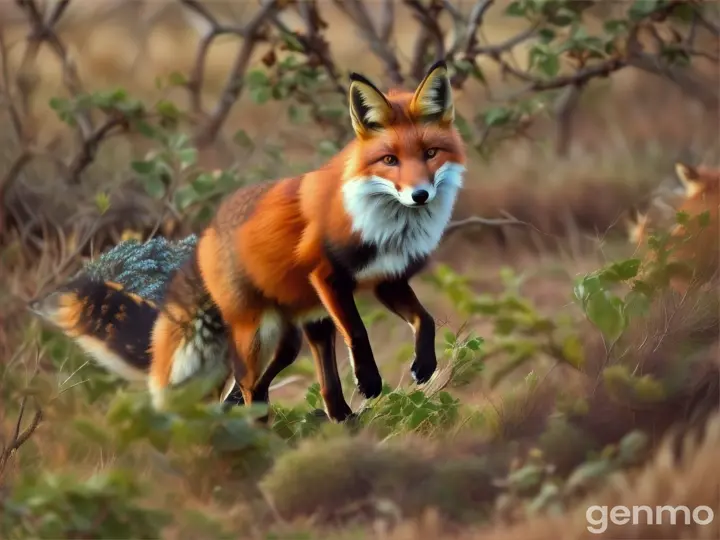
[[29, 235, 198, 381], [29, 276, 159, 381]]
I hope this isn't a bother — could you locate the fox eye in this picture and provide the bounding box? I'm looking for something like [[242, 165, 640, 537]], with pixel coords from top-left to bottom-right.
[[382, 155, 399, 166], [424, 147, 439, 160]]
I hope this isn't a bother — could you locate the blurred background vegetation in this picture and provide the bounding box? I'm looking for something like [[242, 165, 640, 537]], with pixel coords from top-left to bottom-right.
[[0, 1, 718, 538]]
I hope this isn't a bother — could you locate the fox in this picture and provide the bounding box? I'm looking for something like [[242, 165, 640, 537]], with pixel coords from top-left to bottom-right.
[[29, 62, 465, 422], [626, 162, 719, 293], [149, 60, 466, 422]]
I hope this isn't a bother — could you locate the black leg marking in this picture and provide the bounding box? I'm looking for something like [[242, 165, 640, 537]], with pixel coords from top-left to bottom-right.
[[303, 318, 354, 422], [375, 279, 436, 384], [251, 324, 303, 404], [310, 270, 383, 399]]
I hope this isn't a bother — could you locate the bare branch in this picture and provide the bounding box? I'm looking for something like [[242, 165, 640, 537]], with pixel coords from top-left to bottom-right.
[[444, 212, 529, 236], [378, 0, 395, 43], [446, 0, 494, 58], [472, 23, 539, 56], [192, 0, 280, 147], [404, 0, 445, 74], [691, 3, 720, 37], [499, 55, 628, 92], [335, 0, 404, 85], [0, 396, 43, 477]]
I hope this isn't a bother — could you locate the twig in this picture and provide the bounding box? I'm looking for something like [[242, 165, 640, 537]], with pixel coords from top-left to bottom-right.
[[444, 211, 529, 235], [691, 3, 720, 37], [0, 396, 43, 476], [446, 0, 494, 58], [334, 0, 404, 85], [404, 0, 445, 74], [193, 0, 280, 147], [180, 0, 248, 119]]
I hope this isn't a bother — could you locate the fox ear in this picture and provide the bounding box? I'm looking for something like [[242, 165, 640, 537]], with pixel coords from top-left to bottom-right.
[[409, 60, 454, 125], [624, 206, 647, 244], [675, 162, 703, 197], [348, 73, 393, 139]]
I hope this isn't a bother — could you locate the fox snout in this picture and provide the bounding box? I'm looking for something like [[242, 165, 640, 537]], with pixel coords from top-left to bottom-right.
[[397, 182, 436, 207]]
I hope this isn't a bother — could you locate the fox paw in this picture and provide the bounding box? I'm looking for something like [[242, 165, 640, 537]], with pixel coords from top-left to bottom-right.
[[411, 353, 437, 385], [356, 368, 383, 399]]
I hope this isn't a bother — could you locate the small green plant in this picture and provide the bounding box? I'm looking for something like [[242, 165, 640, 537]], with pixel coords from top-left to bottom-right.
[[1, 470, 171, 539], [426, 264, 584, 388]]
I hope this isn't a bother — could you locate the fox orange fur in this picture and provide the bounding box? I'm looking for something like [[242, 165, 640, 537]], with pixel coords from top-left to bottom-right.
[[627, 162, 719, 293], [149, 61, 467, 421]]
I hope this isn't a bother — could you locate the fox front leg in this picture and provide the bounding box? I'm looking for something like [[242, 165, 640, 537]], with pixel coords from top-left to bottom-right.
[[374, 279, 436, 385], [309, 270, 383, 400]]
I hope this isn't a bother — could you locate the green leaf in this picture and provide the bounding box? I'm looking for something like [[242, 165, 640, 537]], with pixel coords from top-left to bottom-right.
[[250, 86, 271, 105], [538, 28, 556, 44], [131, 160, 156, 175], [143, 176, 166, 199], [287, 104, 306, 125], [281, 32, 305, 52], [246, 69, 270, 89], [586, 292, 626, 342], [233, 129, 255, 150], [167, 71, 187, 86], [624, 289, 650, 319], [507, 464, 544, 493], [178, 147, 197, 169], [408, 390, 426, 406], [675, 210, 690, 225], [466, 338, 482, 351], [191, 172, 215, 195], [669, 2, 695, 22], [133, 120, 160, 140], [537, 52, 560, 78], [173, 185, 197, 211], [156, 99, 181, 120], [454, 112, 474, 143], [407, 407, 431, 430], [698, 210, 711, 228], [561, 334, 585, 369], [628, 0, 663, 21], [505, 0, 527, 17], [444, 330, 457, 345], [616, 431, 648, 467], [94, 192, 111, 215], [601, 258, 641, 282], [565, 460, 612, 494], [483, 107, 514, 127], [603, 19, 629, 36], [305, 383, 321, 409]]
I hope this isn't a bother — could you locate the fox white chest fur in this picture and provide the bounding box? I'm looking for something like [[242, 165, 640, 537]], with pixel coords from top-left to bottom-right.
[[342, 161, 465, 280]]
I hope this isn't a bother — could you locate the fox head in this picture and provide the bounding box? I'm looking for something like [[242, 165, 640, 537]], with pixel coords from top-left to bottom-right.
[[340, 61, 466, 252], [625, 162, 719, 246], [624, 204, 651, 246], [674, 162, 720, 202], [342, 61, 465, 209]]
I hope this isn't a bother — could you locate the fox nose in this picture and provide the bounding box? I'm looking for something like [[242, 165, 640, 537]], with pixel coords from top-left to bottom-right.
[[411, 189, 429, 204]]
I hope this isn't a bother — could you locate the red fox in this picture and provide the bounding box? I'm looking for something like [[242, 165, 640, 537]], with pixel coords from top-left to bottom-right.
[[626, 162, 719, 293], [150, 61, 466, 421]]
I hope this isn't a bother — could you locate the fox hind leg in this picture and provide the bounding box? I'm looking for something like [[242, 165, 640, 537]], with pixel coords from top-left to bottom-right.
[[303, 317, 353, 422]]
